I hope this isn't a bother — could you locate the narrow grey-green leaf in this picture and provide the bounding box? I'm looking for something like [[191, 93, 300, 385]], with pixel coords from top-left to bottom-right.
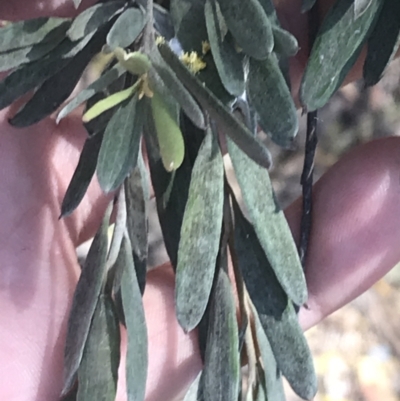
[[57, 63, 126, 122], [73, 0, 83, 8], [363, 0, 400, 87], [355, 0, 373, 17], [120, 236, 148, 401], [228, 139, 306, 305], [0, 17, 70, 52], [0, 54, 70, 111], [144, 112, 202, 268], [176, 129, 224, 331], [125, 153, 149, 294], [107, 7, 147, 49], [184, 372, 204, 401], [158, 43, 272, 169], [233, 201, 317, 400], [272, 25, 299, 57], [77, 294, 120, 401], [248, 55, 298, 148], [97, 94, 145, 193], [62, 204, 112, 396], [205, 0, 245, 96], [61, 132, 104, 218], [68, 1, 125, 41], [0, 34, 65, 72], [149, 48, 206, 129], [300, 0, 384, 111], [202, 269, 240, 401], [216, 0, 274, 59], [252, 305, 286, 401], [9, 28, 107, 127]]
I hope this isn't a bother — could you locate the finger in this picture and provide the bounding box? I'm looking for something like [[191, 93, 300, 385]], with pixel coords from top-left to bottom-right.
[[283, 137, 400, 330]]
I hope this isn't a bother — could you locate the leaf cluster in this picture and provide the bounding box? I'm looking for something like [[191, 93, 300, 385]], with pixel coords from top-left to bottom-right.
[[0, 0, 397, 400]]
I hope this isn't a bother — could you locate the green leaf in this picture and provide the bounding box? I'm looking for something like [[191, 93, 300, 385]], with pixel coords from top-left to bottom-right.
[[77, 294, 120, 401], [57, 63, 126, 123], [272, 25, 299, 57], [158, 43, 272, 169], [125, 153, 149, 294], [228, 139, 307, 306], [97, 94, 145, 193], [300, 0, 384, 111], [68, 1, 125, 41], [252, 305, 286, 401], [62, 204, 112, 397], [202, 268, 240, 401], [248, 55, 298, 148], [0, 17, 70, 52], [216, 0, 274, 59], [73, 0, 82, 7], [175, 129, 224, 331], [119, 236, 148, 401], [9, 27, 108, 127], [149, 48, 206, 129], [205, 0, 245, 96], [363, 0, 400, 87], [151, 91, 185, 172], [107, 7, 147, 50], [61, 132, 104, 218], [232, 200, 317, 400]]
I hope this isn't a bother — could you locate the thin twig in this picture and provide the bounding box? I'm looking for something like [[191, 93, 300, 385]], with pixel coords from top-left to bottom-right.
[[299, 2, 320, 269], [299, 111, 318, 266]]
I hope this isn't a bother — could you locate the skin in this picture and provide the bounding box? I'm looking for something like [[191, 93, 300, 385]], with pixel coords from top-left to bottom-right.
[[0, 0, 400, 400]]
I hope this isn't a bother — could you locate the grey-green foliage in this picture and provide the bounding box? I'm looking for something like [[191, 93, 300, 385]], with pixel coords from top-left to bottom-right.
[[107, 7, 147, 49], [300, 0, 384, 111], [57, 63, 126, 122], [62, 204, 112, 397], [119, 236, 148, 401], [77, 295, 120, 401], [233, 201, 317, 400], [97, 94, 145, 193], [204, 0, 245, 96], [0, 17, 70, 52], [248, 55, 298, 148], [176, 129, 224, 331], [158, 43, 272, 169], [216, 0, 274, 59], [202, 269, 240, 401], [363, 0, 400, 87], [68, 1, 125, 41], [228, 139, 307, 306]]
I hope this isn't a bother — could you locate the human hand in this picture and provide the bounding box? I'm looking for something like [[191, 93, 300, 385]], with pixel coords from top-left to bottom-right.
[[1, 1, 399, 401]]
